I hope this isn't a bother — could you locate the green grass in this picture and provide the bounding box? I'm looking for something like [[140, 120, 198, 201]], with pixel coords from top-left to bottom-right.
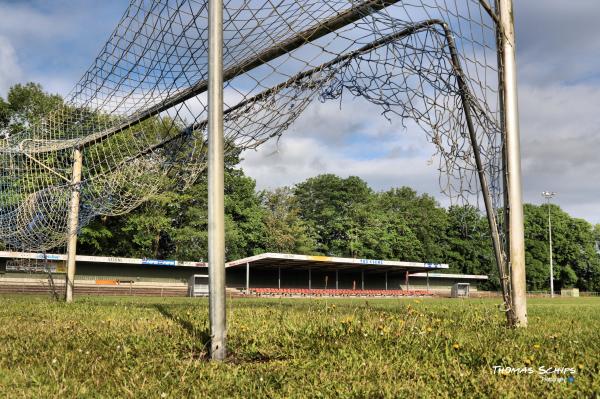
[[0, 295, 598, 398]]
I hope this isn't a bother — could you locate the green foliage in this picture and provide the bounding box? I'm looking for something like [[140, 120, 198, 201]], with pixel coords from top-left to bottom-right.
[[593, 224, 600, 248], [444, 205, 498, 289], [260, 187, 317, 254], [294, 174, 373, 256], [559, 265, 578, 289], [524, 204, 600, 291], [0, 82, 63, 136], [376, 187, 448, 262], [0, 296, 598, 397], [78, 151, 268, 261]]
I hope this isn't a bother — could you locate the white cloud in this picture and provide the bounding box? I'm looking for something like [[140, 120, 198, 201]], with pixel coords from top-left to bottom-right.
[[241, 133, 442, 194], [0, 36, 22, 96], [519, 83, 600, 223], [240, 98, 446, 201]]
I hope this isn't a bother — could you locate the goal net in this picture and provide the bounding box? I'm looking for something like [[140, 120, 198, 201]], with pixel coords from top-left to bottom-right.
[[0, 0, 513, 311]]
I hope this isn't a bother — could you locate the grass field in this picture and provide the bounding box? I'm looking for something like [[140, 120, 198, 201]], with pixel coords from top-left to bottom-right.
[[0, 295, 598, 398]]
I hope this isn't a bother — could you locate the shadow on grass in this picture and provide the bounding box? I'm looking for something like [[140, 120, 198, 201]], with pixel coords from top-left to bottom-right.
[[155, 304, 211, 360], [154, 303, 288, 364]]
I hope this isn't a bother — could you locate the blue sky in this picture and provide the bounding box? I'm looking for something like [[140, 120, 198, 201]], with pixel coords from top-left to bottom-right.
[[0, 0, 598, 224]]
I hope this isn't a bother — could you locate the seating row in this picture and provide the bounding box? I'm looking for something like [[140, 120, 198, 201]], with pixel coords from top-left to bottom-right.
[[249, 287, 430, 297]]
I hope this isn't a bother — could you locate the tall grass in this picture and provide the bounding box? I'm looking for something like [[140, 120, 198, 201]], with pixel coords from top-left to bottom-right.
[[0, 295, 598, 398]]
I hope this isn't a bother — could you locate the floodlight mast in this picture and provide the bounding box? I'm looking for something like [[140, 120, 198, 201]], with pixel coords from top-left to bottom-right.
[[208, 0, 226, 361], [498, 0, 528, 327], [542, 191, 557, 298]]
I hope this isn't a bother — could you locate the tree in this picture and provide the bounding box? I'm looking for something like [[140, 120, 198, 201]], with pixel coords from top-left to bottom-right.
[[559, 265, 578, 289], [348, 201, 422, 261], [377, 187, 448, 263], [292, 175, 424, 260], [443, 205, 498, 289], [293, 174, 373, 256], [523, 203, 553, 290], [0, 83, 63, 137], [260, 187, 317, 254], [523, 203, 600, 291], [78, 149, 268, 261]]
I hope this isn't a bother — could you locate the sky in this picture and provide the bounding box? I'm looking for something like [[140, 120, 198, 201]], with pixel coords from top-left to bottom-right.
[[0, 0, 598, 224]]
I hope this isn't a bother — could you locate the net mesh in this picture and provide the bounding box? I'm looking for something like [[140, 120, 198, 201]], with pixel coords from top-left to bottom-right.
[[0, 0, 504, 256]]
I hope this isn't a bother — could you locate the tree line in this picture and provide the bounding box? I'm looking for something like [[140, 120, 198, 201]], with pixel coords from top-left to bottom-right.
[[2, 83, 600, 291], [77, 151, 600, 292]]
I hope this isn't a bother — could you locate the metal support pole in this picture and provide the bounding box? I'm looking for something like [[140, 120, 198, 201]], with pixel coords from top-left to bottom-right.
[[65, 147, 82, 303], [426, 271, 430, 292], [309, 268, 312, 290], [385, 271, 388, 291], [208, 0, 226, 360], [499, 0, 527, 327], [278, 266, 281, 289], [245, 262, 250, 294], [404, 271, 409, 291], [336, 270, 339, 290], [361, 270, 364, 290]]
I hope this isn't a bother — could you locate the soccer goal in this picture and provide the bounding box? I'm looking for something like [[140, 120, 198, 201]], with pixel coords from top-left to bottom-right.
[[0, 0, 527, 358]]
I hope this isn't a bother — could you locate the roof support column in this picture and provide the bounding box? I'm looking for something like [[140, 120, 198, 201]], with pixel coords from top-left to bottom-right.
[[245, 262, 249, 294], [308, 267, 312, 290], [335, 270, 339, 290], [278, 266, 281, 289], [405, 270, 409, 291], [427, 271, 430, 292], [385, 271, 388, 291], [361, 270, 364, 290]]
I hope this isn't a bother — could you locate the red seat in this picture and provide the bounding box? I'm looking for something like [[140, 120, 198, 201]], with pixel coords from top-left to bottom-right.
[[249, 287, 431, 297]]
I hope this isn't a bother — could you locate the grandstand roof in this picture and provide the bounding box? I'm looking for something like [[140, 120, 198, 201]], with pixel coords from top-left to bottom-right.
[[0, 251, 454, 273], [226, 253, 449, 273], [0, 251, 207, 268]]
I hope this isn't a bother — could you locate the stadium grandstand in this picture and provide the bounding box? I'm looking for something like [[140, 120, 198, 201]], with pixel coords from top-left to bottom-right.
[[0, 251, 487, 297]]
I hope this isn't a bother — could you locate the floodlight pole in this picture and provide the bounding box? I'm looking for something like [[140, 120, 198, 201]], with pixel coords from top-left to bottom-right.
[[208, 0, 226, 361], [65, 147, 82, 303], [498, 0, 527, 326], [542, 192, 556, 298]]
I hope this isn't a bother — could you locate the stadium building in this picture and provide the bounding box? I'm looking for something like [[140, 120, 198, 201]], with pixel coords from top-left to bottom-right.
[[0, 251, 488, 297]]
